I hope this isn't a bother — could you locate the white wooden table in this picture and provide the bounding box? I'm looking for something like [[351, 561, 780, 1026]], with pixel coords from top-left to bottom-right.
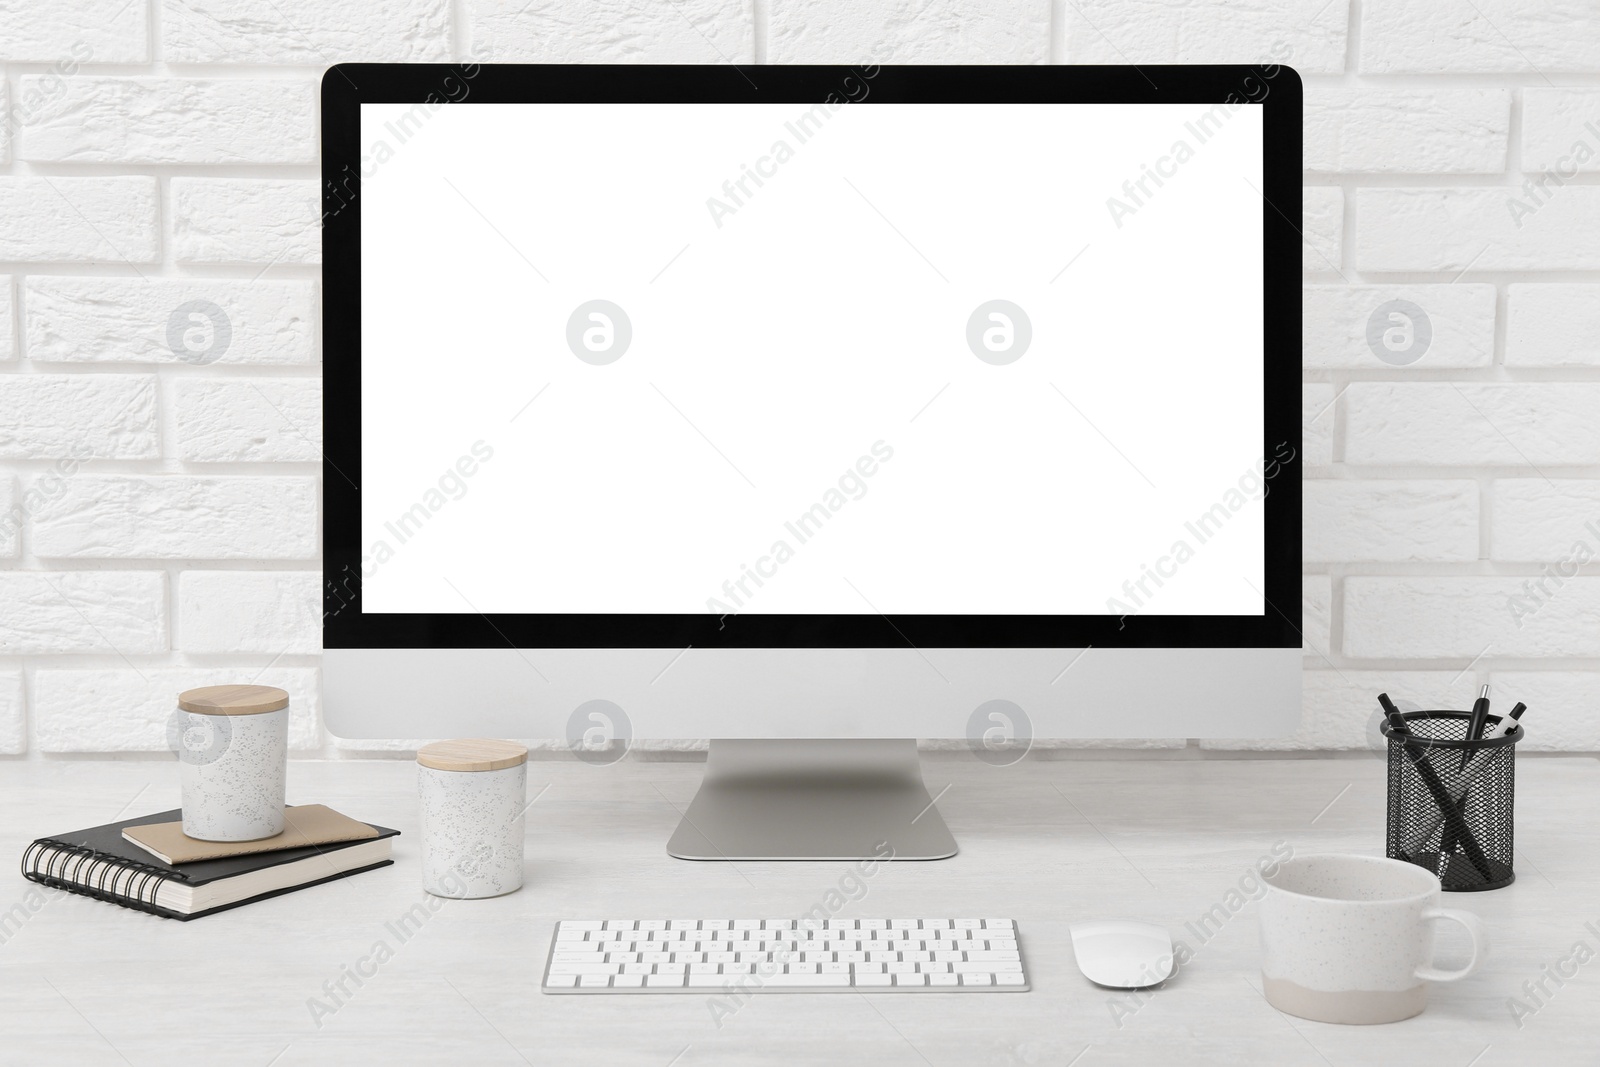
[[3, 756, 1597, 1065]]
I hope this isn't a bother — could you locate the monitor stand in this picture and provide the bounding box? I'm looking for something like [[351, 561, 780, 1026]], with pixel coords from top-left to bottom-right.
[[666, 739, 958, 861]]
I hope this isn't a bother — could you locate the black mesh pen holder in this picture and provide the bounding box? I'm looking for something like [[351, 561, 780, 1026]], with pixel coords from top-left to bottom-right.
[[1381, 711, 1520, 892]]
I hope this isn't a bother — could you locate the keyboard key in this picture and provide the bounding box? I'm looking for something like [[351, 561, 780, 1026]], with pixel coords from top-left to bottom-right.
[[637, 920, 667, 931], [553, 952, 600, 962], [895, 974, 927, 986], [996, 974, 1026, 986], [965, 951, 1021, 962], [647, 974, 684, 988], [549, 964, 620, 976], [760, 973, 850, 988], [886, 962, 917, 974], [545, 974, 577, 988], [929, 973, 960, 986], [561, 921, 604, 931], [690, 963, 720, 974], [579, 974, 611, 988], [613, 974, 644, 988], [954, 919, 982, 930], [688, 974, 728, 987], [963, 974, 993, 986], [822, 963, 851, 975], [953, 961, 1022, 974], [856, 973, 893, 987]]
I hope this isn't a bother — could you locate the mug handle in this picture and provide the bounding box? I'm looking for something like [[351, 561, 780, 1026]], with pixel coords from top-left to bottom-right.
[[1414, 907, 1489, 982]]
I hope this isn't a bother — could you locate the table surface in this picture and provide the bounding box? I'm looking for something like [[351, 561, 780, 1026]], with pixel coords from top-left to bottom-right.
[[3, 756, 1598, 1066]]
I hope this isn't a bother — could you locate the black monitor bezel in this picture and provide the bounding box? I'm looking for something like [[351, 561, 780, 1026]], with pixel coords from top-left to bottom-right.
[[322, 63, 1302, 650]]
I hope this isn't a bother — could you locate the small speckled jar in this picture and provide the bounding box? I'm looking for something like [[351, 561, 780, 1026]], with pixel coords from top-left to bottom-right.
[[174, 685, 289, 842], [417, 739, 528, 899]]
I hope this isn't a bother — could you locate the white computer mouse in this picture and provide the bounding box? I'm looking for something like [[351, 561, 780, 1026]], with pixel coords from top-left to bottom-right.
[[1069, 920, 1176, 989]]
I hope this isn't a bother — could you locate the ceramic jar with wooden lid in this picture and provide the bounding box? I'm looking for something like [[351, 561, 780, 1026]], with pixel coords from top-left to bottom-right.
[[172, 684, 290, 842], [417, 739, 529, 898]]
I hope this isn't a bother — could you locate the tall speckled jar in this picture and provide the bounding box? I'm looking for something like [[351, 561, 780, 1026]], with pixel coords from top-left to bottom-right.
[[417, 739, 528, 899], [174, 685, 290, 842]]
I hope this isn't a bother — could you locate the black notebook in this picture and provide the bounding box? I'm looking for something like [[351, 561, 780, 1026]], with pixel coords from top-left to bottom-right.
[[22, 808, 399, 921]]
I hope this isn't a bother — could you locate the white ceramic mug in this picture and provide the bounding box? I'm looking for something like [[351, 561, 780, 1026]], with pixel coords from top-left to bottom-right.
[[172, 685, 289, 842], [1258, 853, 1487, 1024]]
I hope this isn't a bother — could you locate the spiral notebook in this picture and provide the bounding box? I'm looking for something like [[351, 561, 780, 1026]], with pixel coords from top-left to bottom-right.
[[22, 808, 399, 920]]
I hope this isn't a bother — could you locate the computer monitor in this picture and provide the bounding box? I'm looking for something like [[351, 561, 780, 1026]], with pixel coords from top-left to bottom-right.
[[321, 64, 1302, 860]]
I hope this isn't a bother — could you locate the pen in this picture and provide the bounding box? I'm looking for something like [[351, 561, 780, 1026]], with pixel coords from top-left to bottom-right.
[[1378, 693, 1496, 881], [1405, 702, 1528, 854], [1462, 684, 1492, 770]]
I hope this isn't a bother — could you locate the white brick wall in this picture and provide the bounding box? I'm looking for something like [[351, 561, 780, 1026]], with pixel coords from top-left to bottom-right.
[[177, 571, 321, 654], [0, 177, 158, 262], [0, 2, 147, 63], [1505, 284, 1600, 366], [1303, 481, 1479, 562], [19, 78, 318, 164], [24, 277, 315, 365], [1303, 285, 1495, 368], [0, 374, 158, 458], [170, 179, 321, 265], [2, 1, 1597, 756], [1521, 90, 1600, 174], [31, 476, 318, 558], [472, 0, 756, 63], [1304, 90, 1510, 174], [0, 571, 167, 654], [175, 379, 322, 462]]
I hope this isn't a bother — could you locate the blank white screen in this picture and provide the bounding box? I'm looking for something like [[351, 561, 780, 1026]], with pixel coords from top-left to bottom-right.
[[360, 100, 1265, 617]]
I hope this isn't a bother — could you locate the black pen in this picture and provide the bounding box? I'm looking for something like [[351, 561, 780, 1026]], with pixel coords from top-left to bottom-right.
[[1463, 684, 1492, 770]]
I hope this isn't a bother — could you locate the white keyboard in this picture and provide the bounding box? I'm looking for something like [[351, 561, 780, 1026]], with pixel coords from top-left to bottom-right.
[[542, 918, 1029, 993]]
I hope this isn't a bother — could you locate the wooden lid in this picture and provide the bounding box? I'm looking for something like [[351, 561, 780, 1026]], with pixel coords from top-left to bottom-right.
[[417, 738, 528, 772], [177, 684, 289, 715]]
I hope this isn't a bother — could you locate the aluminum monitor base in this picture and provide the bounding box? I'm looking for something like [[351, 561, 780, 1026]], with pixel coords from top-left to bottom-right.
[[666, 739, 958, 861]]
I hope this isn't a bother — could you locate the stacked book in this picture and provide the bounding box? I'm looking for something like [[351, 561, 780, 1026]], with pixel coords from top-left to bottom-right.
[[21, 804, 398, 920]]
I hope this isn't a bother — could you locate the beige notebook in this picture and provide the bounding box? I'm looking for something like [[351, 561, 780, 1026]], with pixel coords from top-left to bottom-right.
[[122, 804, 380, 865]]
